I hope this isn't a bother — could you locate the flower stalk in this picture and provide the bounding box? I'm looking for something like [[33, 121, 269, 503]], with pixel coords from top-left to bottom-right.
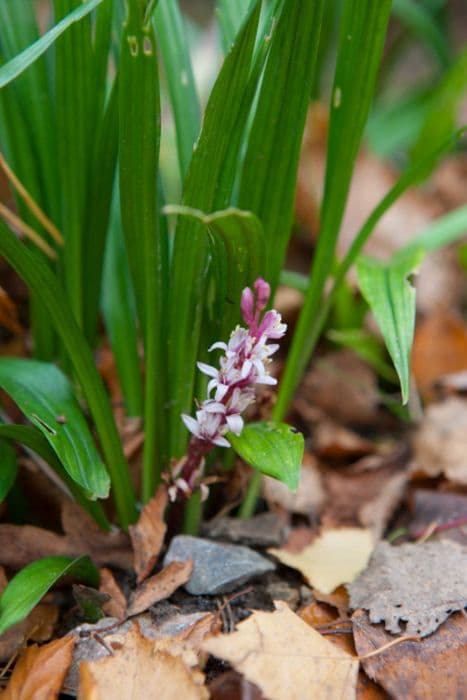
[[169, 277, 286, 501]]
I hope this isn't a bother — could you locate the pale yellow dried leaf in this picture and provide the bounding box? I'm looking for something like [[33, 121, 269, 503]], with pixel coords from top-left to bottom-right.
[[78, 623, 208, 700], [203, 601, 358, 700], [269, 528, 374, 594]]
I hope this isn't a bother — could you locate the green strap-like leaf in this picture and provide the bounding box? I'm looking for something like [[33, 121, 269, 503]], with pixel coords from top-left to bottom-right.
[[0, 556, 99, 635], [0, 358, 110, 500], [356, 249, 424, 404], [0, 220, 137, 527], [238, 0, 324, 288], [0, 0, 104, 88], [168, 2, 261, 458], [0, 439, 18, 502], [275, 0, 392, 420], [229, 421, 304, 493]]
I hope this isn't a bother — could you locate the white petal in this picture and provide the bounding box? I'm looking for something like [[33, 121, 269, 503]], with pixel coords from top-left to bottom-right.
[[197, 362, 218, 378], [213, 435, 230, 448], [226, 413, 243, 435], [215, 383, 229, 401], [256, 375, 277, 385], [209, 341, 227, 352], [181, 414, 200, 436], [203, 401, 226, 413], [241, 359, 253, 379]]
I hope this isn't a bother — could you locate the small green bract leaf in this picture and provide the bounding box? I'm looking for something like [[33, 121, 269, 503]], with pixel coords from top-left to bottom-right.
[[0, 358, 110, 499], [228, 421, 304, 491], [0, 555, 99, 635], [356, 248, 425, 404]]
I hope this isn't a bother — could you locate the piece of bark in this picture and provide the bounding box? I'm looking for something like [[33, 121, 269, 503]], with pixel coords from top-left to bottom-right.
[[129, 486, 168, 583]]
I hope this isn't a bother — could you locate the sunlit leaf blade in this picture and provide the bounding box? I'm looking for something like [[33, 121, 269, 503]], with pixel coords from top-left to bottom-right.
[[238, 0, 324, 288], [0, 221, 136, 526], [0, 556, 99, 635], [0, 0, 104, 88], [356, 249, 424, 404], [0, 358, 110, 499], [0, 439, 18, 502], [216, 0, 251, 50], [275, 0, 392, 420], [228, 421, 304, 491], [168, 2, 261, 458], [165, 205, 265, 337]]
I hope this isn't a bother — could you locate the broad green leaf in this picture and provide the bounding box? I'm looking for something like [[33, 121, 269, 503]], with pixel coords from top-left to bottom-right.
[[0, 439, 17, 501], [238, 0, 324, 288], [119, 9, 168, 499], [164, 205, 265, 337], [229, 421, 304, 491], [0, 221, 137, 526], [0, 556, 99, 635], [0, 0, 104, 88], [0, 358, 110, 500], [0, 423, 110, 530], [168, 2, 261, 458], [356, 249, 424, 404]]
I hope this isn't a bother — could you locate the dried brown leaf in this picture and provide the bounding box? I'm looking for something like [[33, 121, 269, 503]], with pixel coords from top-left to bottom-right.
[[348, 540, 467, 637], [262, 452, 325, 515], [203, 600, 359, 700], [0, 525, 71, 570], [322, 462, 408, 538], [0, 604, 59, 663], [78, 623, 208, 700], [411, 397, 467, 485], [129, 486, 168, 583], [3, 635, 75, 700], [270, 528, 374, 594], [412, 312, 467, 400], [62, 501, 133, 571], [313, 421, 375, 461], [127, 561, 193, 617], [352, 608, 467, 699], [99, 568, 127, 620], [407, 489, 467, 544]]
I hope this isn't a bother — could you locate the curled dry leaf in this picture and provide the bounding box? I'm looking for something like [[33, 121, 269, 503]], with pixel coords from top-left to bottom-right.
[[313, 421, 375, 461], [78, 623, 208, 700], [270, 528, 374, 594], [411, 397, 467, 485], [348, 540, 467, 637], [99, 568, 127, 620], [203, 600, 358, 700], [352, 608, 467, 699], [0, 603, 58, 663], [127, 560, 193, 617], [129, 485, 168, 583], [3, 635, 75, 700]]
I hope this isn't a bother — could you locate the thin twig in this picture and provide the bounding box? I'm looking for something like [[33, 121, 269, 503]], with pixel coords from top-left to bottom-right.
[[357, 634, 420, 660], [0, 151, 62, 244]]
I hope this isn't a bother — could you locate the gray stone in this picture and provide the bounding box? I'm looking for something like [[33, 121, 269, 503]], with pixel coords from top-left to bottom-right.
[[163, 535, 275, 595], [202, 512, 286, 547]]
